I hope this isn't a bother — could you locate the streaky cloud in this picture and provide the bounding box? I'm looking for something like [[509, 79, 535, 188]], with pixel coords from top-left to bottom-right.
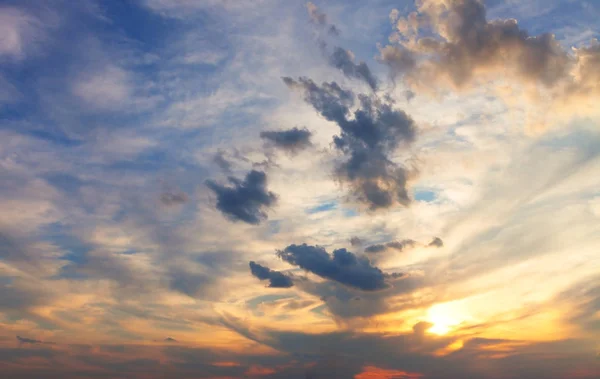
[[260, 127, 313, 154]]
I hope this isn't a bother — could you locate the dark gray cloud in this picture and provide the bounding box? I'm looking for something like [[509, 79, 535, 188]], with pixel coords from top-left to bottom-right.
[[428, 237, 443, 248], [164, 337, 177, 342], [17, 336, 42, 344], [159, 191, 188, 206], [365, 239, 415, 253], [277, 243, 399, 291], [283, 77, 416, 209], [206, 170, 277, 224], [260, 127, 313, 154], [329, 47, 378, 91], [249, 261, 294, 288]]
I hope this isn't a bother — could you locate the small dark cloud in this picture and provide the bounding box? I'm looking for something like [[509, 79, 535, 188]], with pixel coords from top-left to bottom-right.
[[164, 337, 177, 342], [206, 170, 277, 225], [17, 336, 42, 344], [277, 243, 399, 291], [365, 239, 415, 253], [284, 77, 416, 209], [260, 127, 313, 154], [213, 150, 232, 173], [427, 237, 443, 248], [160, 191, 188, 206], [249, 261, 294, 288], [329, 47, 378, 91], [349, 237, 363, 246]]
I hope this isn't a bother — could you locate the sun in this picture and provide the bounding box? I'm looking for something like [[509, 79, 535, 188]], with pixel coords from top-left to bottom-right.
[[426, 302, 469, 336]]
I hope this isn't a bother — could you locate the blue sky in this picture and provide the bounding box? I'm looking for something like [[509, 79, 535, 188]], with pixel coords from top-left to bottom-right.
[[0, 1, 599, 378]]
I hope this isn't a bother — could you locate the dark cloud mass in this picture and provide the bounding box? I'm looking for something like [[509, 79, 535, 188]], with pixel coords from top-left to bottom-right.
[[428, 237, 444, 248], [283, 77, 416, 209], [277, 243, 398, 291], [260, 127, 313, 153], [249, 261, 294, 288], [206, 170, 277, 225], [329, 47, 378, 91], [365, 239, 415, 253]]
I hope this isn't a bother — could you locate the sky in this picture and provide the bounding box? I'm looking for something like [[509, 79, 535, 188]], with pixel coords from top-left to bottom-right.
[[0, 0, 599, 378]]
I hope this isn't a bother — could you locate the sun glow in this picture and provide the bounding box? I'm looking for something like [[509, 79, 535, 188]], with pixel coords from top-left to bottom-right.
[[426, 302, 471, 336]]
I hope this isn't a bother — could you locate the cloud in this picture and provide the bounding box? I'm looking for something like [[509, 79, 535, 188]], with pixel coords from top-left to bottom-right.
[[160, 191, 189, 206], [260, 127, 313, 154], [365, 239, 415, 253], [349, 236, 363, 246], [277, 243, 399, 291], [306, 2, 339, 35], [0, 7, 44, 61], [427, 237, 443, 248], [16, 336, 43, 344], [71, 65, 133, 110], [329, 47, 378, 91], [213, 150, 232, 173], [283, 77, 416, 209], [383, 0, 600, 125], [249, 261, 293, 288], [206, 170, 278, 225], [387, 0, 570, 89]]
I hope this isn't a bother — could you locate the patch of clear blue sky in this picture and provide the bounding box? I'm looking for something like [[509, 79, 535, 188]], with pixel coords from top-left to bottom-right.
[[414, 189, 437, 203], [306, 201, 338, 214]]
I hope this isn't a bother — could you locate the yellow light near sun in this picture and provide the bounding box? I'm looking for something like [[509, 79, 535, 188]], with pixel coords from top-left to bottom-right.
[[426, 302, 471, 335]]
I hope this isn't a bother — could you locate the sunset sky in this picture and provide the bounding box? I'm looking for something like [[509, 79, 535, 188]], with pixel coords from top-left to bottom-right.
[[0, 0, 599, 378]]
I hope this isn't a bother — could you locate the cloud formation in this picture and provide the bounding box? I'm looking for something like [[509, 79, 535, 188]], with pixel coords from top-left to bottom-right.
[[16, 336, 42, 344], [206, 170, 278, 224], [260, 127, 313, 154], [306, 2, 339, 35], [385, 0, 569, 88], [329, 47, 378, 91], [249, 261, 294, 288], [277, 243, 398, 291], [383, 0, 600, 124], [427, 237, 443, 248], [160, 190, 189, 206], [283, 77, 416, 209], [365, 239, 415, 253]]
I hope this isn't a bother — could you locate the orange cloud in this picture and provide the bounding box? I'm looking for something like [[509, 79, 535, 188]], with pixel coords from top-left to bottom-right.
[[245, 365, 277, 376], [212, 361, 241, 367], [354, 365, 424, 379]]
